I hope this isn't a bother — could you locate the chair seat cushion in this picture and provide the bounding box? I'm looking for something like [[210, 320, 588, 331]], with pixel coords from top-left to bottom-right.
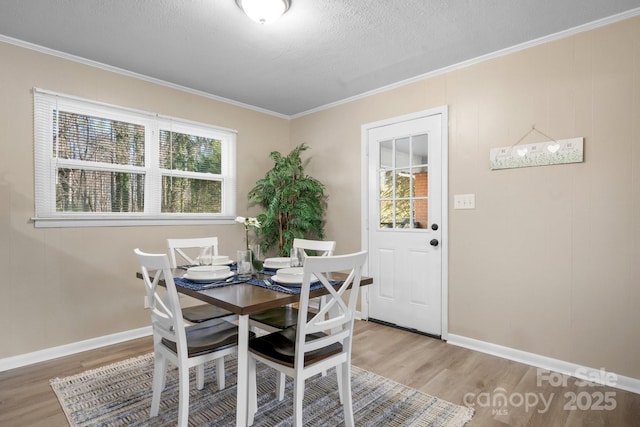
[[249, 306, 314, 330], [162, 318, 255, 357], [182, 304, 232, 323], [248, 326, 342, 368]]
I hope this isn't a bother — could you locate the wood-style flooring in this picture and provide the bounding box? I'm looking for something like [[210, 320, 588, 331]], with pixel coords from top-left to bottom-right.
[[0, 320, 638, 426]]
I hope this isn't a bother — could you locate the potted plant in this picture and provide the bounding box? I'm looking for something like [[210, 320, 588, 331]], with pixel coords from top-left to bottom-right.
[[248, 143, 326, 257]]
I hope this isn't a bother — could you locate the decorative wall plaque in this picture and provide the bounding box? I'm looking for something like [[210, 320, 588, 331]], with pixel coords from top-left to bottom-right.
[[490, 137, 584, 170]]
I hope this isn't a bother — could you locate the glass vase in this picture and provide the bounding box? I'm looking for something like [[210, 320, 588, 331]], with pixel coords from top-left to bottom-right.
[[237, 249, 252, 281]]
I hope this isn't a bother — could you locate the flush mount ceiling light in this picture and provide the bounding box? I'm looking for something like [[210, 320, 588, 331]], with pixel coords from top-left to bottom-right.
[[235, 0, 291, 24]]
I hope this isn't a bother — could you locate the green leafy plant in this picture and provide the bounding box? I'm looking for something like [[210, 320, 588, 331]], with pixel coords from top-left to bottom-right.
[[248, 144, 326, 256]]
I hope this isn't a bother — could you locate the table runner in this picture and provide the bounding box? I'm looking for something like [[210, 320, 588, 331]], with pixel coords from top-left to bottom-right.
[[174, 274, 336, 295]]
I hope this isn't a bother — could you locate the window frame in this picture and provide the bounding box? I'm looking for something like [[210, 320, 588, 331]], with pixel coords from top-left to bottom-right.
[[33, 88, 237, 228]]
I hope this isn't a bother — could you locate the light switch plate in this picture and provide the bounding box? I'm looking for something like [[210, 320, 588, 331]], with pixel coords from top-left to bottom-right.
[[454, 194, 475, 209]]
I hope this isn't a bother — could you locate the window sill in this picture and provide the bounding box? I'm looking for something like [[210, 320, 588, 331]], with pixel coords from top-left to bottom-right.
[[31, 216, 237, 228]]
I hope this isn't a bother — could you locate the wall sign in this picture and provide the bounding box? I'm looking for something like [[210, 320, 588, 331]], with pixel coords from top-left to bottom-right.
[[490, 137, 584, 170]]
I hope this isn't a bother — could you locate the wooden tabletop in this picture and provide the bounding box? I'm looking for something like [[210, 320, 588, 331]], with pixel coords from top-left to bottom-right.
[[136, 270, 373, 316]]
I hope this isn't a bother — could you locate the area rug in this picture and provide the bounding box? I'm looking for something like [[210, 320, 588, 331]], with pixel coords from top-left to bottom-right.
[[51, 353, 473, 426]]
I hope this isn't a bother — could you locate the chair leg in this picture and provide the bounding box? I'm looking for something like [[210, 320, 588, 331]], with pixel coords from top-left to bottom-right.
[[177, 365, 190, 427], [293, 377, 305, 426], [196, 363, 205, 390], [248, 357, 257, 426], [341, 362, 354, 427], [150, 354, 167, 417], [276, 372, 286, 401], [216, 357, 226, 390], [336, 364, 343, 404]]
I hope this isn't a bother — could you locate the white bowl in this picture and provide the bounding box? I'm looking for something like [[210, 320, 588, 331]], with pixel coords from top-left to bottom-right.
[[263, 257, 291, 269], [210, 255, 230, 265], [197, 255, 230, 265], [277, 267, 304, 281], [186, 265, 231, 280]]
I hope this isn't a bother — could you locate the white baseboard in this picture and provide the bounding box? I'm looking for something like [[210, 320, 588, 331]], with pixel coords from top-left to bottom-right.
[[0, 326, 152, 373], [447, 334, 640, 395], [1, 312, 366, 373]]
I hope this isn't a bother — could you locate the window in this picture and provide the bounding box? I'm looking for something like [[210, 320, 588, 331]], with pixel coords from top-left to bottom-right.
[[33, 89, 236, 227], [378, 134, 429, 229]]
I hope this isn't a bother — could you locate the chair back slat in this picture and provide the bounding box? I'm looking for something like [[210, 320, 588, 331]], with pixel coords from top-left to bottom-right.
[[302, 329, 350, 353], [293, 238, 336, 257], [304, 268, 356, 334], [167, 237, 219, 268]]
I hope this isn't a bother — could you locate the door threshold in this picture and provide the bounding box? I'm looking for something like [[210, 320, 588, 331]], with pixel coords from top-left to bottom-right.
[[368, 318, 442, 340]]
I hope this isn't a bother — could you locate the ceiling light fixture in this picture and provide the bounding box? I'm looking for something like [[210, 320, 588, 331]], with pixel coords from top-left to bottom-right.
[[235, 0, 290, 25]]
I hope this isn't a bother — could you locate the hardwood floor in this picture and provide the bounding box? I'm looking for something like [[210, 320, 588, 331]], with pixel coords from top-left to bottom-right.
[[1, 320, 637, 426], [351, 321, 639, 426]]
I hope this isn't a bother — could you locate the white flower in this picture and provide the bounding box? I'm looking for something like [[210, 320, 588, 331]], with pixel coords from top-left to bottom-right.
[[236, 216, 260, 228]]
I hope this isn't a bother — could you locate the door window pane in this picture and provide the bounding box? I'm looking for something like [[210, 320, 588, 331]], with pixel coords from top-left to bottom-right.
[[395, 199, 411, 228], [379, 139, 393, 169], [395, 169, 412, 198], [380, 200, 394, 228], [395, 137, 410, 168], [413, 133, 428, 165], [413, 166, 428, 229], [379, 170, 393, 200]]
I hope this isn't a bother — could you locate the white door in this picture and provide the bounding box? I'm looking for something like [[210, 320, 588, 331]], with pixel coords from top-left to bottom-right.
[[363, 109, 446, 337]]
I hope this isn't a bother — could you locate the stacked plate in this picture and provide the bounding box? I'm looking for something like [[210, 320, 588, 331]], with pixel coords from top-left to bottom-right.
[[196, 255, 232, 266], [272, 267, 319, 286], [184, 265, 232, 282], [263, 257, 291, 269]]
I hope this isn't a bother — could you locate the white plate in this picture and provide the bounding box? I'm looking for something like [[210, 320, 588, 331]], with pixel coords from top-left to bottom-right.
[[264, 258, 291, 269], [271, 274, 319, 287], [210, 260, 234, 266], [183, 271, 234, 283], [196, 255, 231, 265]]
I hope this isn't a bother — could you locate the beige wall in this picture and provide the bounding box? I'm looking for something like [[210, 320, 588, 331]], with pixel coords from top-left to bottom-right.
[[291, 17, 640, 380], [2, 16, 639, 381], [0, 41, 290, 356]]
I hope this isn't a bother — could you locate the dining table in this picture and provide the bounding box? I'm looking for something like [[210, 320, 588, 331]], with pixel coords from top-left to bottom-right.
[[136, 267, 373, 427]]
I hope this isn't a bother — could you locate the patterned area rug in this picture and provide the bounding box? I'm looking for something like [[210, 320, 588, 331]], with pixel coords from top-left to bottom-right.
[[51, 353, 473, 426]]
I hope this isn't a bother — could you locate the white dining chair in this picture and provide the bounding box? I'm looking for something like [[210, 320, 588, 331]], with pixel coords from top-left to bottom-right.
[[249, 239, 336, 399], [247, 250, 368, 426], [167, 237, 233, 324], [135, 248, 250, 427], [249, 238, 336, 332], [167, 236, 219, 267]]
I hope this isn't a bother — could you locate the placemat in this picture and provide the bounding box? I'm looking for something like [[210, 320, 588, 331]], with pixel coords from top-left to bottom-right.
[[246, 277, 334, 295], [174, 274, 339, 295], [174, 276, 246, 291]]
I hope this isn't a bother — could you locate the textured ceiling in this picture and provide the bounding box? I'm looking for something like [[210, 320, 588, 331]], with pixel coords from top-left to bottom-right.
[[1, 0, 640, 117]]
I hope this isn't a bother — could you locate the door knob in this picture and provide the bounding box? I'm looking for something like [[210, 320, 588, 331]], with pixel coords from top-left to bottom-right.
[[430, 239, 439, 247], [431, 224, 439, 230]]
